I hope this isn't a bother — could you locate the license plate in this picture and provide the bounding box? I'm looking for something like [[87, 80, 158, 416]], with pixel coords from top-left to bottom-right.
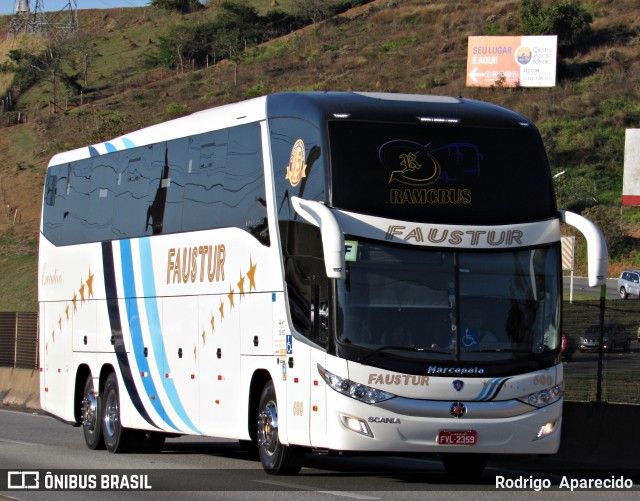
[[437, 430, 477, 445]]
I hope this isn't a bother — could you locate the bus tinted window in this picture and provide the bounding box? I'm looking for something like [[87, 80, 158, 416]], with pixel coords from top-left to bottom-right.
[[42, 122, 268, 246], [329, 121, 556, 225], [61, 161, 91, 244], [87, 154, 118, 242], [269, 117, 327, 222], [43, 166, 68, 245], [152, 139, 187, 235]]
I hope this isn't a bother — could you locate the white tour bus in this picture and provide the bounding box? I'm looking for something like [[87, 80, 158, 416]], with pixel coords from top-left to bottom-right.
[[39, 92, 607, 475]]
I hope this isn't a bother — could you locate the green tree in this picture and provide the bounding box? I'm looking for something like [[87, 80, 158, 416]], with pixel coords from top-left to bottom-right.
[[519, 0, 592, 55], [150, 0, 204, 14], [554, 173, 597, 213], [581, 205, 628, 258]]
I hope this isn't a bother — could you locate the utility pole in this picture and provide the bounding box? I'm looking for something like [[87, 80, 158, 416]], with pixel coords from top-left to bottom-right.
[[10, 0, 78, 38]]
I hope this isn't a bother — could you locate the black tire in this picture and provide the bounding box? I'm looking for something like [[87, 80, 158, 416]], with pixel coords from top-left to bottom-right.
[[102, 372, 135, 453], [620, 287, 628, 300], [440, 453, 489, 477], [256, 380, 303, 475], [81, 375, 105, 450]]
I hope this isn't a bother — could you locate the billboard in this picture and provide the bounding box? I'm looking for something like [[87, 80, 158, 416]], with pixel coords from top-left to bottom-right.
[[623, 129, 640, 206], [467, 36, 558, 87]]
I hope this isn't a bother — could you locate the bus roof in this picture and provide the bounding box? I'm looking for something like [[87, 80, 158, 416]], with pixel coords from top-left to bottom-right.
[[47, 92, 533, 167]]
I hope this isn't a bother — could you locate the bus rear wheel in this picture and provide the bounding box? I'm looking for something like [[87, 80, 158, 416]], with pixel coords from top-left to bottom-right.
[[81, 374, 105, 450], [440, 453, 489, 477], [102, 372, 134, 453], [256, 381, 302, 475]]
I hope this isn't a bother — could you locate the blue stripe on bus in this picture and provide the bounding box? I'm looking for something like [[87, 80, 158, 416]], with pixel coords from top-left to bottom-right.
[[104, 142, 117, 153], [101, 241, 160, 431], [473, 377, 511, 401], [138, 238, 201, 434], [121, 138, 136, 149], [119, 239, 181, 432]]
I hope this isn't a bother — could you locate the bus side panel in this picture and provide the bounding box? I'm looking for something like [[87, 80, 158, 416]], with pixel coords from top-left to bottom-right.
[[160, 295, 201, 434], [240, 292, 274, 356], [39, 300, 70, 421], [309, 348, 327, 448], [198, 292, 241, 438]]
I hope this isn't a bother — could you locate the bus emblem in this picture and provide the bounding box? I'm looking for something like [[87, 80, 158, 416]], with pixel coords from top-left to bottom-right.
[[379, 141, 442, 186], [450, 401, 467, 418], [285, 139, 307, 187], [452, 380, 464, 391]]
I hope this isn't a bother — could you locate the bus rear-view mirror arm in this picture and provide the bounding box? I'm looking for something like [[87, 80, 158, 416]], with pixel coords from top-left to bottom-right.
[[291, 197, 346, 280], [559, 210, 608, 287]]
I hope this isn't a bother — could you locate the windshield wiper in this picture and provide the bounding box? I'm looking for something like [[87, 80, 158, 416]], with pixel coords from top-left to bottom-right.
[[358, 345, 449, 364]]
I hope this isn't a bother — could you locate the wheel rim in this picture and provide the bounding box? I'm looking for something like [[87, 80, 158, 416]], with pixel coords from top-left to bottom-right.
[[257, 400, 278, 456], [81, 391, 98, 433], [103, 390, 119, 439]]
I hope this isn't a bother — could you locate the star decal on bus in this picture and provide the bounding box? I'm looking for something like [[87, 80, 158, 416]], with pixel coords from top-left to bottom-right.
[[47, 267, 96, 345], [201, 256, 258, 343], [237, 273, 245, 299], [228, 285, 235, 309], [86, 269, 94, 298], [247, 257, 257, 292]]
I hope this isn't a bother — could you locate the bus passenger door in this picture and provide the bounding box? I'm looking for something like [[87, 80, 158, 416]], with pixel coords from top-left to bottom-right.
[[286, 335, 311, 447], [309, 348, 327, 448]]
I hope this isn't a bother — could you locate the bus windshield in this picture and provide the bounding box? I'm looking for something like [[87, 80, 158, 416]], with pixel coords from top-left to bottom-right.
[[337, 241, 560, 372], [328, 120, 556, 225]]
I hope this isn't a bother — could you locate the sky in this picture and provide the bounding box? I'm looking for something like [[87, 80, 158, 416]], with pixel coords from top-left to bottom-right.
[[1, 0, 151, 15]]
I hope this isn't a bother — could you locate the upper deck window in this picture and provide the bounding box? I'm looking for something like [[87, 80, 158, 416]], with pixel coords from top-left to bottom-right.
[[329, 120, 556, 225]]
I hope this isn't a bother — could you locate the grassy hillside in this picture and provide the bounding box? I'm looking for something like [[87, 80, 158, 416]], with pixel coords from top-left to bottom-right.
[[0, 0, 638, 311]]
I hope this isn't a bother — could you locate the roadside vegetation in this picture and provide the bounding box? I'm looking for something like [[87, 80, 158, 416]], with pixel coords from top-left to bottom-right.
[[0, 0, 638, 310]]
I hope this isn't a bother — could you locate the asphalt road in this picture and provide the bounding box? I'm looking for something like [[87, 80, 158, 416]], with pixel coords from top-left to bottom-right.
[[563, 276, 627, 300], [0, 408, 638, 500]]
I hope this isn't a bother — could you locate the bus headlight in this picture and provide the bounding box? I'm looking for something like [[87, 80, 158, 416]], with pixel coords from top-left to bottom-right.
[[317, 364, 395, 404], [518, 383, 563, 408]]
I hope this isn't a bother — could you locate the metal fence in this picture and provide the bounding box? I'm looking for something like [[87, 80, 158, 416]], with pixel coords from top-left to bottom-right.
[[563, 299, 640, 405], [1, 302, 640, 403], [0, 312, 38, 370]]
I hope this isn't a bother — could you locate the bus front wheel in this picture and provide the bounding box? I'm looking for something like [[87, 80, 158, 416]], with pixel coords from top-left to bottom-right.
[[256, 381, 302, 475], [81, 374, 105, 450]]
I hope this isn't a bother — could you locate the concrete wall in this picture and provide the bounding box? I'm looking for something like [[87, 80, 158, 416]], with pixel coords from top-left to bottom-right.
[[0, 367, 40, 410]]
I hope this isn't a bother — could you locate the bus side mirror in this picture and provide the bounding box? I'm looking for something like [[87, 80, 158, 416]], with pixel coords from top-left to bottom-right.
[[559, 210, 608, 287], [291, 197, 346, 280]]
